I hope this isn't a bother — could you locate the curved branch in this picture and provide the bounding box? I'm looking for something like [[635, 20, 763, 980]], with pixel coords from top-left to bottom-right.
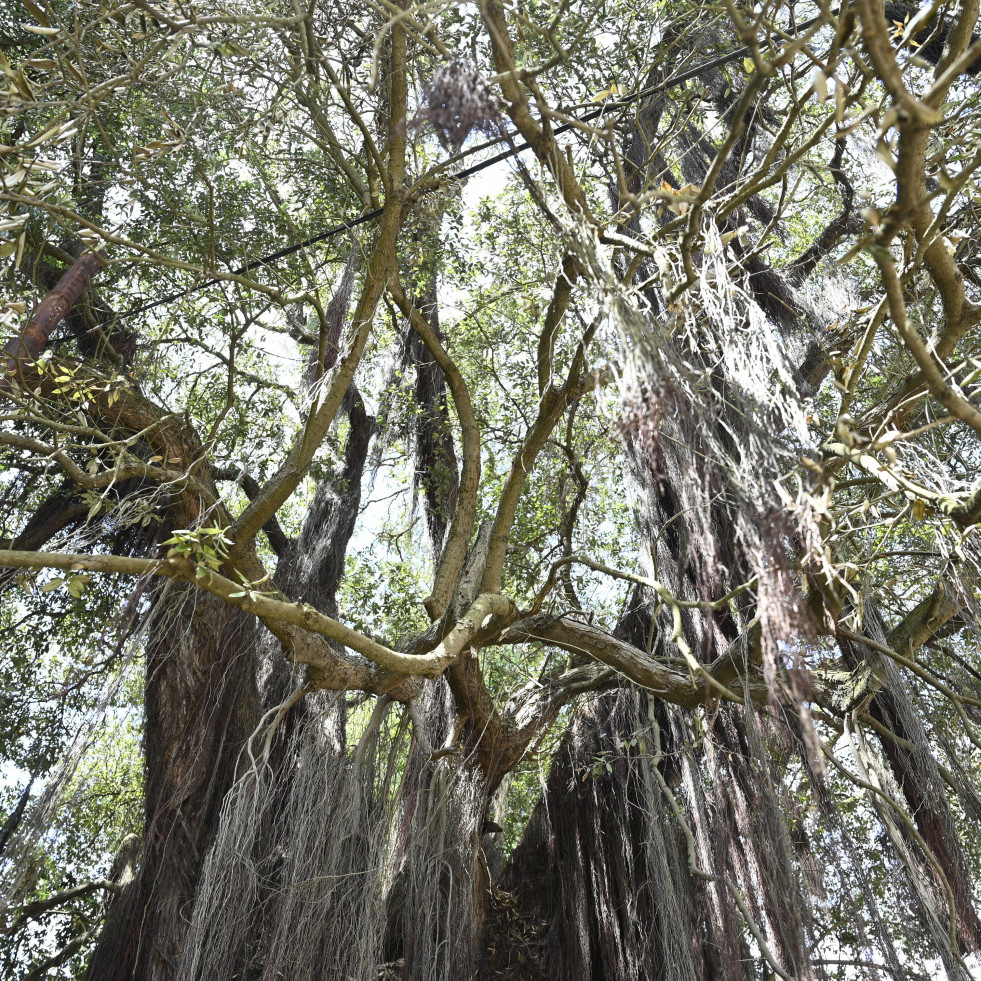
[[0, 548, 514, 680], [389, 278, 481, 619], [229, 209, 402, 549], [500, 612, 766, 708], [1, 251, 104, 395]]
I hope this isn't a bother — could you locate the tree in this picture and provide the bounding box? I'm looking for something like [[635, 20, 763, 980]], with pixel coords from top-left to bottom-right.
[[1, 0, 981, 978]]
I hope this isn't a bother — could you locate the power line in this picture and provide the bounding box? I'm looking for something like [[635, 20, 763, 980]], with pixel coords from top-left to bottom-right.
[[122, 10, 830, 319]]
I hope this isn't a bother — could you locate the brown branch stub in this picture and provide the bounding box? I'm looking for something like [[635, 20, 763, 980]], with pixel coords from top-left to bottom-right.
[[1, 252, 105, 395]]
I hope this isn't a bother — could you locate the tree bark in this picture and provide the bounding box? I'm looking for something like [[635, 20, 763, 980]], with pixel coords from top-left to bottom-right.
[[85, 590, 260, 981]]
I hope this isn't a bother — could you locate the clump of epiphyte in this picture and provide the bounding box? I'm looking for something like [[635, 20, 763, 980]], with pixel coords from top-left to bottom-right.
[[412, 61, 501, 150]]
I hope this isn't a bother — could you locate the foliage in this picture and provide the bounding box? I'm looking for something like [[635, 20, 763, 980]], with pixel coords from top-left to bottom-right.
[[0, 0, 980, 978]]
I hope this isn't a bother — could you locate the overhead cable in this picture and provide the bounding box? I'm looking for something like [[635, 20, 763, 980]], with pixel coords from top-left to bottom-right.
[[122, 9, 832, 318]]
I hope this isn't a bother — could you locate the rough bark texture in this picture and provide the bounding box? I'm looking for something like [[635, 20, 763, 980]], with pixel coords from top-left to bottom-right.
[[488, 684, 711, 981], [403, 272, 459, 561], [480, 47, 824, 975], [278, 388, 376, 619], [85, 590, 260, 981]]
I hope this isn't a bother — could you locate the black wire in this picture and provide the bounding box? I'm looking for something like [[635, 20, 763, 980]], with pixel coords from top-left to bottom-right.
[[123, 206, 383, 317], [121, 10, 831, 319]]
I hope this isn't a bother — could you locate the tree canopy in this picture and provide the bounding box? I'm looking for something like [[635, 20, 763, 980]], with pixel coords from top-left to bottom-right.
[[2, 0, 981, 978]]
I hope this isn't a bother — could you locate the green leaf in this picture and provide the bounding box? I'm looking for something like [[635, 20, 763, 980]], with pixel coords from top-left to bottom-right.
[[21, 0, 52, 27]]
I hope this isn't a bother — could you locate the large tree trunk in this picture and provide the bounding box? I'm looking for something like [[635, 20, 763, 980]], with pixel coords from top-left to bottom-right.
[[86, 589, 260, 981], [487, 684, 716, 981]]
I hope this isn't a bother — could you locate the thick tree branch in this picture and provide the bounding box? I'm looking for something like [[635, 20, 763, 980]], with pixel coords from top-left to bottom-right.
[[500, 612, 766, 708], [390, 278, 481, 619], [1, 252, 104, 394], [228, 213, 402, 550], [212, 465, 290, 558], [229, 21, 409, 551], [0, 548, 514, 681], [478, 0, 593, 219], [4, 878, 122, 935]]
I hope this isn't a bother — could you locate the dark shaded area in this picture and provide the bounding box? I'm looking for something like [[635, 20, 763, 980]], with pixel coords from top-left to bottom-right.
[[883, 3, 981, 75], [402, 278, 459, 561], [0, 777, 34, 858]]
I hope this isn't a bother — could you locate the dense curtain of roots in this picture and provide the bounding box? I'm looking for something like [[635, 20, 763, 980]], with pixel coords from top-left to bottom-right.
[[176, 683, 486, 981], [544, 212, 981, 978], [491, 689, 704, 981], [384, 679, 486, 981], [491, 681, 975, 981]]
